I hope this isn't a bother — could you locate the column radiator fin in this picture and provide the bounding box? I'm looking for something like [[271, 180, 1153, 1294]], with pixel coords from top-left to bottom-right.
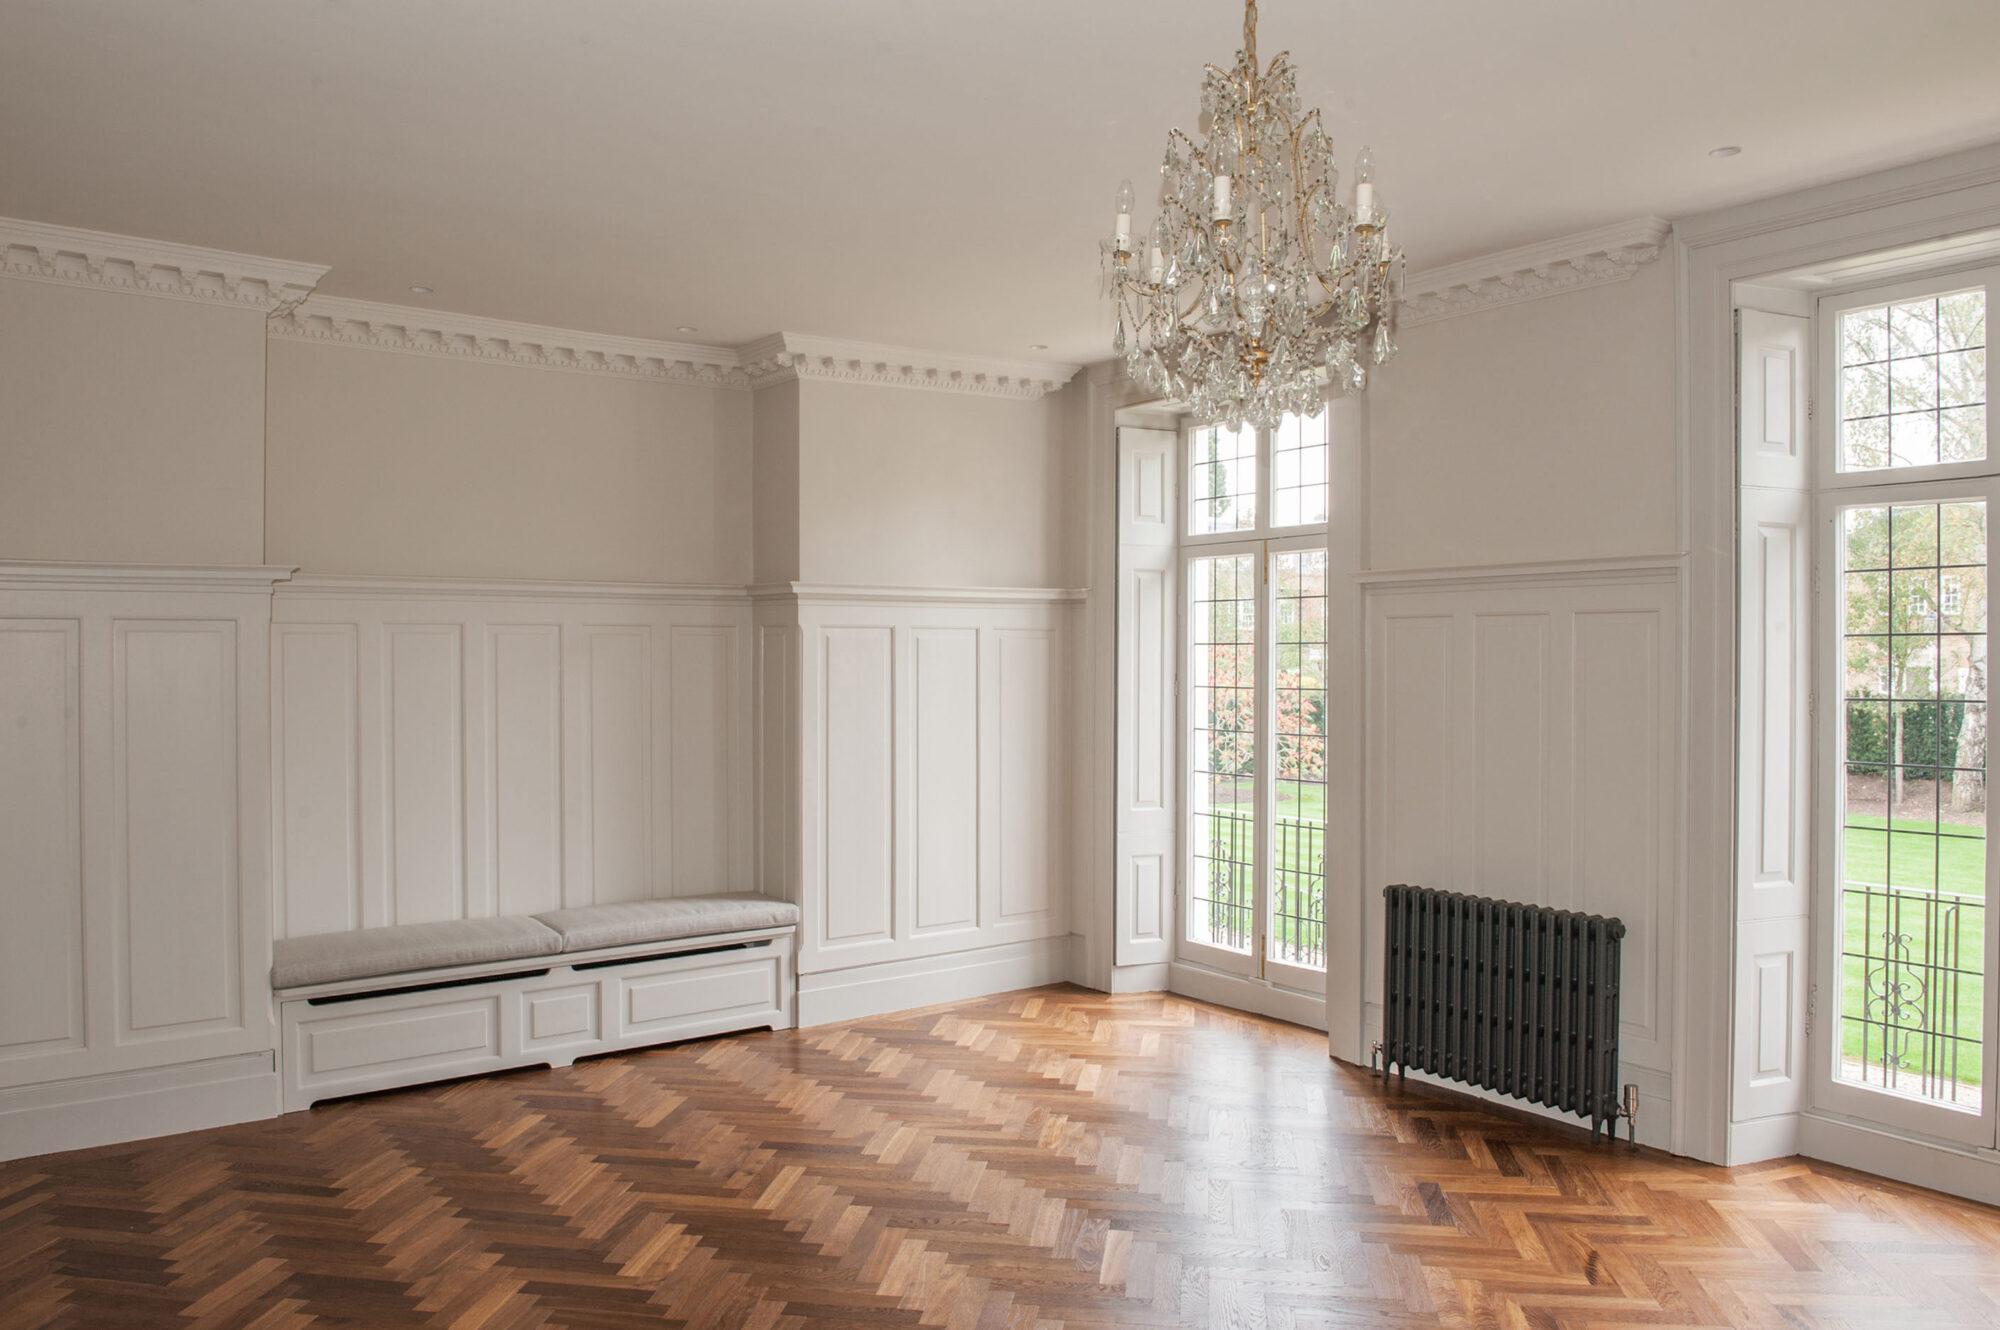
[[1381, 884, 1627, 1141]]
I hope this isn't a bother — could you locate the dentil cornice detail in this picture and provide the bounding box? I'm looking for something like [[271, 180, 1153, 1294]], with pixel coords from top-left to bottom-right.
[[1398, 217, 1672, 327], [738, 333, 1080, 399], [270, 295, 748, 387], [267, 302, 1080, 399], [0, 217, 328, 312]]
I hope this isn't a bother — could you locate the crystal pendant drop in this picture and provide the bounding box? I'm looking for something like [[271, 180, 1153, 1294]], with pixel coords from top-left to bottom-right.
[[1327, 339, 1353, 382], [1372, 321, 1395, 366]]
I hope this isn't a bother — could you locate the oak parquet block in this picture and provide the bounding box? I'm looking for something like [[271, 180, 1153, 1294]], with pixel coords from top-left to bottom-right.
[[5, 987, 2000, 1327]]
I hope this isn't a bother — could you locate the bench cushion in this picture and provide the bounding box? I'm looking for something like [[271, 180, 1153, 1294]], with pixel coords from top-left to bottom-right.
[[532, 894, 800, 953], [273, 916, 562, 990]]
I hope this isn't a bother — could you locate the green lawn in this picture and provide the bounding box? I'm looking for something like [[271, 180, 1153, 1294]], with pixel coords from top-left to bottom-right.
[[1839, 817, 1987, 1099], [1192, 786, 1327, 963]]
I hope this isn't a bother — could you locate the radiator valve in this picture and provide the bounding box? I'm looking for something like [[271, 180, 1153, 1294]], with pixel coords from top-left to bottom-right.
[[1619, 1083, 1640, 1148]]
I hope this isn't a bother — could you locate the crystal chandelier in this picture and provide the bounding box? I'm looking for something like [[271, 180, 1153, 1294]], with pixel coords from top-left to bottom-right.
[[1103, 0, 1405, 427]]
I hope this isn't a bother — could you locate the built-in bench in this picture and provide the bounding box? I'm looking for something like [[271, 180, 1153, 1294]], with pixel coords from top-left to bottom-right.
[[273, 894, 800, 1111]]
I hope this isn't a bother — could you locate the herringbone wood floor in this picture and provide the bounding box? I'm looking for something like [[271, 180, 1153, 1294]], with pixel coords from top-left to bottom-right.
[[4, 987, 1999, 1329]]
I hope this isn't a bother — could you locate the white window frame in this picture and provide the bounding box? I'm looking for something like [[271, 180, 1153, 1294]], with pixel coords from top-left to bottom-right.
[[1176, 415, 1331, 994], [1810, 260, 1999, 1151], [1815, 264, 1999, 493], [1812, 473, 2000, 1149]]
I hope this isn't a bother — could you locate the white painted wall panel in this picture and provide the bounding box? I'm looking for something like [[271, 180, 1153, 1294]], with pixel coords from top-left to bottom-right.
[[788, 594, 1074, 976], [1472, 614, 1548, 900], [118, 623, 238, 1037], [271, 584, 755, 937], [275, 626, 360, 937], [385, 627, 463, 923], [0, 621, 82, 1056], [1572, 609, 1664, 1041], [490, 626, 563, 917], [998, 629, 1055, 921], [1363, 567, 1681, 1096], [585, 628, 651, 903], [0, 569, 279, 1139], [821, 626, 895, 945], [913, 628, 979, 932], [668, 626, 734, 895], [1383, 616, 1454, 890], [756, 620, 797, 900]]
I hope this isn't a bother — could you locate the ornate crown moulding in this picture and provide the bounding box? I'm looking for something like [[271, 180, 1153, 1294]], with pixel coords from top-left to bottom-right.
[[738, 333, 1081, 399], [268, 300, 1081, 399], [0, 217, 328, 312], [1398, 217, 1673, 327], [270, 294, 748, 387]]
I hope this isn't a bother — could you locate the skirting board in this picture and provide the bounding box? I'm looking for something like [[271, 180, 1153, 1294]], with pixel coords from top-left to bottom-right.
[[1369, 1058, 1674, 1152], [1726, 1113, 1803, 1165], [0, 1052, 278, 1163], [797, 935, 1072, 1026], [1168, 961, 1328, 1031], [1798, 1111, 2000, 1208], [1103, 962, 1170, 994]]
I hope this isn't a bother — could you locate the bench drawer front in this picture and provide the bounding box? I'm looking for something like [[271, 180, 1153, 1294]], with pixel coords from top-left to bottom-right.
[[616, 951, 782, 1041], [521, 983, 601, 1050], [291, 995, 504, 1101]]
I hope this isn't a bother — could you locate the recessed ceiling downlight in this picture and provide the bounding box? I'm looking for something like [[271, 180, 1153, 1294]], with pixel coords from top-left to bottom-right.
[[1709, 145, 1742, 158], [1030, 343, 1048, 351], [408, 284, 433, 294], [676, 325, 698, 334]]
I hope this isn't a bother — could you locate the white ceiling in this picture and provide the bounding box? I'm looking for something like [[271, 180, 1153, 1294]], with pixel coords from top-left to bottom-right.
[[4, 0, 1999, 364]]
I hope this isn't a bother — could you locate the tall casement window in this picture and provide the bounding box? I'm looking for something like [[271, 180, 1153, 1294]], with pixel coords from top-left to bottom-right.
[[1818, 268, 1999, 1147], [1182, 412, 1329, 992]]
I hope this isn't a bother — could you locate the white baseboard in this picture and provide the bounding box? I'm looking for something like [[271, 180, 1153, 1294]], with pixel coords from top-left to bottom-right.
[[1365, 1061, 1674, 1150], [0, 1052, 279, 1162], [1799, 1111, 2000, 1206], [1100, 961, 1169, 994], [1726, 1112, 1802, 1164], [1167, 961, 1328, 1031], [798, 935, 1071, 1026], [1355, 1001, 1675, 1150]]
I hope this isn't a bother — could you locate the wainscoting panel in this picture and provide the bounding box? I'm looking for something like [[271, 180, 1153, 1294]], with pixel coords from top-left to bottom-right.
[[117, 621, 241, 1040], [272, 579, 754, 939], [385, 625, 464, 924], [275, 625, 360, 936], [488, 626, 563, 918], [1363, 563, 1682, 1095], [0, 619, 83, 1061], [0, 565, 282, 1103], [912, 628, 979, 935], [754, 619, 799, 901], [779, 589, 1077, 981], [667, 625, 737, 898], [819, 625, 896, 949], [579, 626, 651, 905], [996, 628, 1057, 923]]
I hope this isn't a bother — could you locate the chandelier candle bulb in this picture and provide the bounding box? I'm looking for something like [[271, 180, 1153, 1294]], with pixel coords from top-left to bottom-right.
[[1352, 146, 1377, 225], [1098, 0, 1406, 423]]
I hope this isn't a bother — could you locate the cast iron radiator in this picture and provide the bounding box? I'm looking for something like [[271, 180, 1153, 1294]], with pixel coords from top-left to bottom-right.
[[1380, 884, 1633, 1142]]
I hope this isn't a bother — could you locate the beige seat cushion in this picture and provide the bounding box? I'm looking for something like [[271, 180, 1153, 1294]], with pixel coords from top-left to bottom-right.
[[532, 894, 800, 953], [272, 916, 562, 990]]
